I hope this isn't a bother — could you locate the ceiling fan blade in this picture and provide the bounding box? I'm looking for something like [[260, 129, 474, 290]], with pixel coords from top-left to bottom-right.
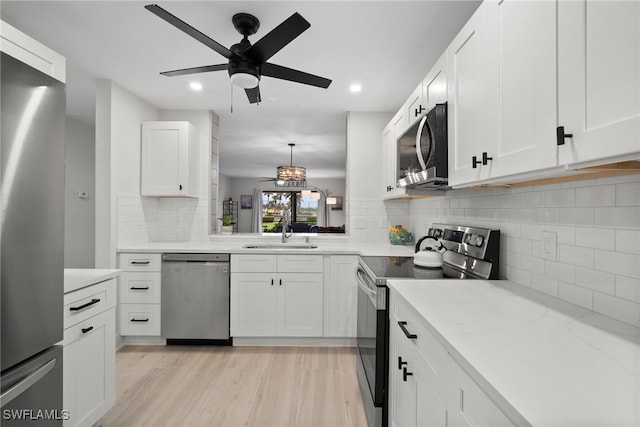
[[145, 4, 232, 59], [245, 85, 262, 104], [160, 64, 228, 77], [244, 12, 310, 64], [261, 63, 331, 88]]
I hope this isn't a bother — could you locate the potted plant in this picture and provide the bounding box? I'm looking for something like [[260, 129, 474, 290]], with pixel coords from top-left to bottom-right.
[[219, 216, 235, 234]]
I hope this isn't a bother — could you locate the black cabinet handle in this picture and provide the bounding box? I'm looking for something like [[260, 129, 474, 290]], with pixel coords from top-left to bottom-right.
[[556, 126, 573, 146], [81, 326, 94, 334], [70, 298, 100, 312], [279, 279, 282, 286], [472, 156, 481, 168], [482, 152, 493, 165], [398, 321, 417, 339], [130, 318, 149, 322], [398, 356, 408, 370], [271, 279, 274, 286], [386, 185, 393, 192], [130, 286, 150, 290], [130, 261, 150, 265], [402, 367, 413, 382], [414, 105, 425, 117]]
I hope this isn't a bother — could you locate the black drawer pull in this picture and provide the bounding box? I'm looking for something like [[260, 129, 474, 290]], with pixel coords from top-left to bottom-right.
[[130, 318, 149, 322], [70, 298, 100, 312], [81, 326, 94, 334], [398, 356, 408, 370], [402, 367, 413, 382], [398, 321, 417, 339], [130, 286, 150, 290], [130, 261, 150, 265], [556, 126, 573, 146]]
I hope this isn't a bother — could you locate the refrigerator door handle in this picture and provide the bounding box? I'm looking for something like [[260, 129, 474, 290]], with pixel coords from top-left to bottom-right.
[[0, 358, 56, 407]]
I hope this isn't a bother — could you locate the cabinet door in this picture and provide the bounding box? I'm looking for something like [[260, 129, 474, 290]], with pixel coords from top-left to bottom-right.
[[277, 273, 323, 337], [558, 0, 640, 166], [406, 83, 425, 128], [62, 308, 115, 427], [423, 51, 448, 111], [230, 273, 277, 336], [491, 0, 558, 177], [325, 256, 357, 337], [141, 121, 193, 197], [447, 3, 499, 187], [383, 112, 409, 199]]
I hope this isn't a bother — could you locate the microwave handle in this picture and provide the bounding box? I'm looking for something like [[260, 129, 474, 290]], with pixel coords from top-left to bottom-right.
[[415, 115, 428, 170]]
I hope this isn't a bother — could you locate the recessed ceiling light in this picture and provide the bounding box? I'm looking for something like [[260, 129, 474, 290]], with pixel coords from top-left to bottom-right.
[[190, 82, 203, 91], [349, 83, 362, 93]]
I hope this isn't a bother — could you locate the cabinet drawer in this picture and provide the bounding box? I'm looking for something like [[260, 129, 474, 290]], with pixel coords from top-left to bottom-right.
[[119, 304, 161, 336], [119, 272, 161, 303], [391, 294, 449, 387], [231, 254, 277, 273], [277, 255, 323, 273], [119, 253, 161, 272], [64, 279, 116, 329]]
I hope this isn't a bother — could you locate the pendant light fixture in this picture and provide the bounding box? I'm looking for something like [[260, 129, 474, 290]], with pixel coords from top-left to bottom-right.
[[276, 143, 307, 188]]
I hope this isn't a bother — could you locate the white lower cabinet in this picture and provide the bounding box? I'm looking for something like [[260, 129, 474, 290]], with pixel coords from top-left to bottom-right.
[[62, 279, 116, 427], [389, 290, 515, 427], [324, 255, 358, 337], [230, 254, 324, 337], [118, 253, 161, 336]]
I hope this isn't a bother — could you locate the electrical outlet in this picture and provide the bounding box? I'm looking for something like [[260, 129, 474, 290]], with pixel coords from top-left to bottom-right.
[[541, 231, 557, 261]]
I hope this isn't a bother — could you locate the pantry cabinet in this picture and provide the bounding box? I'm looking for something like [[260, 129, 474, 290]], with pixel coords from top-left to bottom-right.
[[141, 121, 199, 197], [557, 0, 640, 167], [230, 254, 324, 337]]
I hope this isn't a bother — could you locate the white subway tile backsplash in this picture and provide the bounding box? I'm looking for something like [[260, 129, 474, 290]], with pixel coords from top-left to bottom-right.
[[558, 207, 594, 226], [558, 244, 594, 268], [615, 181, 640, 206], [593, 292, 640, 327], [544, 188, 575, 207], [594, 207, 640, 229], [544, 260, 575, 283], [575, 227, 615, 250], [615, 229, 640, 254], [594, 250, 640, 279], [558, 282, 593, 309], [575, 185, 615, 207], [616, 276, 640, 303], [575, 267, 615, 295], [531, 273, 559, 297]]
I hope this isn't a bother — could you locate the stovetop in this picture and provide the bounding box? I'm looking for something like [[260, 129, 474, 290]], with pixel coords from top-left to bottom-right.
[[359, 256, 446, 280]]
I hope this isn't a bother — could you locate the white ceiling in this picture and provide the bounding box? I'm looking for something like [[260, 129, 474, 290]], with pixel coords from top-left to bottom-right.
[[0, 1, 480, 179]]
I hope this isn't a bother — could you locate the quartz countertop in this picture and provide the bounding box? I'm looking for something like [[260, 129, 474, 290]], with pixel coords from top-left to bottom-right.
[[117, 239, 415, 257], [387, 279, 640, 427], [64, 268, 122, 294]]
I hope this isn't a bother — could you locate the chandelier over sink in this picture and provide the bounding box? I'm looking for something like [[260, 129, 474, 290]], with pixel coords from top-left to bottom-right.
[[276, 143, 307, 188]]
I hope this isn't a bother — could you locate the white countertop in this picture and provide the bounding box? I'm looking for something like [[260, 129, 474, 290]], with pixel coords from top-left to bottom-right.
[[64, 269, 122, 294], [387, 279, 640, 427], [117, 239, 415, 257]]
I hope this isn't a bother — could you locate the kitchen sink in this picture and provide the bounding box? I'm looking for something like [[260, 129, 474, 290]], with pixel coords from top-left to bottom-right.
[[242, 244, 318, 249]]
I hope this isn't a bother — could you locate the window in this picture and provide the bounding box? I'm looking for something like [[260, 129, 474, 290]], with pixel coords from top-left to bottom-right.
[[261, 191, 318, 233]]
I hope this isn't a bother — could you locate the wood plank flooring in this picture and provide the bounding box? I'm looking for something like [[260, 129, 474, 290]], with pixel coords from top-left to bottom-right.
[[101, 346, 368, 427]]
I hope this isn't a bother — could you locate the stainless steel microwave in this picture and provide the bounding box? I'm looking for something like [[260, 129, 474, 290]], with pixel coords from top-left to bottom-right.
[[396, 102, 448, 189]]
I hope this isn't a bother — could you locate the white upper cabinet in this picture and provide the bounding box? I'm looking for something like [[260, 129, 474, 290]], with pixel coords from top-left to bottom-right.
[[422, 51, 448, 111], [0, 20, 65, 82], [447, 2, 498, 187], [141, 121, 199, 197], [557, 0, 640, 167], [405, 83, 424, 130]]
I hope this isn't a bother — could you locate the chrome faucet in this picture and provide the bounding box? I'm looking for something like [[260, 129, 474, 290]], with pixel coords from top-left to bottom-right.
[[281, 208, 292, 243]]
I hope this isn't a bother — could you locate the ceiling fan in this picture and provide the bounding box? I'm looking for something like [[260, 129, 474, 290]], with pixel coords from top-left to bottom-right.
[[145, 4, 332, 104]]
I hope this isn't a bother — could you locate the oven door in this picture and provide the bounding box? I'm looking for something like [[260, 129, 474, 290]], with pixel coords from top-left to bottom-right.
[[356, 265, 387, 407]]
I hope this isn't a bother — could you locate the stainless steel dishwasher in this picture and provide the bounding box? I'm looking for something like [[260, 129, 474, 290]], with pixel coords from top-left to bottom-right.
[[161, 253, 231, 344]]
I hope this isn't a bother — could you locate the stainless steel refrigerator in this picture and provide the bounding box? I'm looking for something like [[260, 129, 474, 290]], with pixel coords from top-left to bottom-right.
[[1, 51, 66, 425]]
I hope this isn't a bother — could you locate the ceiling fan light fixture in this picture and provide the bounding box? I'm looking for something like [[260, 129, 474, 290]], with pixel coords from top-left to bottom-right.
[[230, 72, 259, 89]]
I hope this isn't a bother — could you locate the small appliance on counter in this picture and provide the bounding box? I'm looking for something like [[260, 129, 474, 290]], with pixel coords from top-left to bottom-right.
[[355, 223, 500, 427]]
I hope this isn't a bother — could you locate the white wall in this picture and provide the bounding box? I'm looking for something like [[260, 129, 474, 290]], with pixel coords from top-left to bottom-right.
[[401, 175, 640, 327], [65, 117, 95, 267], [95, 80, 160, 268]]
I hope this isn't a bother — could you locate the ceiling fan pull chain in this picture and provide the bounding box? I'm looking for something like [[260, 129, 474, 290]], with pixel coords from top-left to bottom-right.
[[230, 83, 234, 114]]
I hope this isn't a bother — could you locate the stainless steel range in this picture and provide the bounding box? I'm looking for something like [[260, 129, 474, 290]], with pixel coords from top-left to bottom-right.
[[355, 224, 500, 427]]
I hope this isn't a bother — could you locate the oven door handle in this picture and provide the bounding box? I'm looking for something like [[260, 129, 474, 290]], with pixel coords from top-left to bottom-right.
[[355, 268, 377, 297]]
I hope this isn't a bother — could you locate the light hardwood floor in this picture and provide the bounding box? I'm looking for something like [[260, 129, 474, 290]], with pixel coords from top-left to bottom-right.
[[101, 346, 368, 427]]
